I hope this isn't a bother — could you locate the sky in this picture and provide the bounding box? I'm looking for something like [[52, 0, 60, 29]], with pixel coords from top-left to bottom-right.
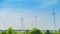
[[0, 0, 60, 30]]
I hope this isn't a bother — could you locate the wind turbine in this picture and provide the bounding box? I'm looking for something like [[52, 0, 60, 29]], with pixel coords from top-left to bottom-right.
[[52, 6, 56, 34]]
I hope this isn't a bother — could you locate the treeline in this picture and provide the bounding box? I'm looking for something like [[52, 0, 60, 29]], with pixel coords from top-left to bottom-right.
[[0, 28, 60, 34]]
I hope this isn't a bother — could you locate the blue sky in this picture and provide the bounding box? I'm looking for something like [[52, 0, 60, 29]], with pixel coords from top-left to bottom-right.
[[0, 0, 60, 30]]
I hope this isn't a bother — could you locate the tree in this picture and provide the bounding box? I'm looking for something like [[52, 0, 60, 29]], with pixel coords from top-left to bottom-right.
[[7, 28, 13, 34], [25, 30, 29, 34], [14, 31, 17, 34], [45, 30, 51, 34], [59, 29, 60, 34], [2, 30, 6, 34], [30, 28, 42, 34]]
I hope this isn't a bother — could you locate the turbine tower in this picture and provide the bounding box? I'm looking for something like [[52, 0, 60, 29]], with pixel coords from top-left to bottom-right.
[[21, 17, 24, 30], [3, 22, 5, 30], [35, 16, 37, 28], [53, 12, 56, 34]]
